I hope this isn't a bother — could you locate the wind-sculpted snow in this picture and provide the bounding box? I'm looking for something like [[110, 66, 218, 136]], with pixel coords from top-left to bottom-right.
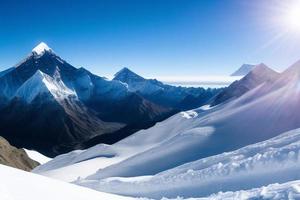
[[76, 128, 300, 198], [163, 180, 300, 200]]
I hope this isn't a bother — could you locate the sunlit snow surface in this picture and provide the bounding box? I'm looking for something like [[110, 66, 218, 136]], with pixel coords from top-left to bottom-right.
[[32, 42, 52, 55], [0, 164, 132, 200], [75, 128, 300, 198]]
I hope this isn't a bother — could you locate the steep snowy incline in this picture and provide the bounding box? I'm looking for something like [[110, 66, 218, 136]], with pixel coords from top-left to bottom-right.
[[77, 128, 300, 198], [0, 164, 133, 200]]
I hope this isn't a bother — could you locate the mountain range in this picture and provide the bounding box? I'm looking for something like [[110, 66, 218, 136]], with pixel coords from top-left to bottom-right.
[[0, 42, 219, 157], [33, 58, 300, 199]]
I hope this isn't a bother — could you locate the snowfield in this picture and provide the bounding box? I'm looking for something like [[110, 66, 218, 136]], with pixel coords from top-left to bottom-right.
[[0, 164, 133, 200], [75, 128, 300, 198]]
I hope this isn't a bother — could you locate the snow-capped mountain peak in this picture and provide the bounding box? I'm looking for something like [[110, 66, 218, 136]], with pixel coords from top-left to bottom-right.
[[32, 42, 52, 55], [15, 70, 76, 103]]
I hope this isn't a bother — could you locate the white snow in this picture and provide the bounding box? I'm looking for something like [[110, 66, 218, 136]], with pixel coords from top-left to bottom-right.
[[163, 180, 300, 200], [180, 111, 198, 119], [0, 164, 133, 200], [32, 42, 52, 55], [24, 149, 52, 164]]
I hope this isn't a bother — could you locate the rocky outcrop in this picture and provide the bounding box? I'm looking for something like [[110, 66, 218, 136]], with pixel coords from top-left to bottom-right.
[[0, 136, 39, 171]]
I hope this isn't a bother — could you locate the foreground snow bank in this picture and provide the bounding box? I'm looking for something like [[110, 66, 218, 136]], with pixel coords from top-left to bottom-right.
[[0, 164, 132, 200], [77, 128, 300, 199], [164, 180, 300, 200]]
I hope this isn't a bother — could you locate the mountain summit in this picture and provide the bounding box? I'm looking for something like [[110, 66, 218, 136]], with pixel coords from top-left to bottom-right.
[[32, 42, 53, 56], [114, 67, 144, 82]]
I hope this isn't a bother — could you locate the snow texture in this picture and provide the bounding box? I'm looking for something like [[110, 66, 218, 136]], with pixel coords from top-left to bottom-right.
[[32, 42, 52, 55]]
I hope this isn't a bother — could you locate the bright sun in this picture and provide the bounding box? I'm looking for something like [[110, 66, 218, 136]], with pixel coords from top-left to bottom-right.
[[281, 0, 300, 32]]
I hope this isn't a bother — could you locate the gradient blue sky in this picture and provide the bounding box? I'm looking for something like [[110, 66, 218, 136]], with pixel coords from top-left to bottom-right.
[[1, 0, 300, 78]]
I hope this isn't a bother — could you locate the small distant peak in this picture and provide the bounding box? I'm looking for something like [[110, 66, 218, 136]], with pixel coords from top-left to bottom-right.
[[114, 67, 134, 77], [113, 67, 144, 81], [32, 42, 52, 55], [118, 67, 132, 74]]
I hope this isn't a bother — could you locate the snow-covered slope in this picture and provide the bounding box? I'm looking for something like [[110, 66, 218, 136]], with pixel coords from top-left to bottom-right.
[[231, 64, 256, 76], [77, 128, 300, 198], [0, 164, 132, 200]]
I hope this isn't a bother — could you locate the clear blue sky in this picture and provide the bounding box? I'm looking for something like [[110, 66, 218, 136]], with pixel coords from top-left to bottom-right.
[[1, 0, 300, 78]]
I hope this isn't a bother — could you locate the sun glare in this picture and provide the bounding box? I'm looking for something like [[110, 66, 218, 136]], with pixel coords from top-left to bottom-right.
[[280, 0, 300, 32]]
